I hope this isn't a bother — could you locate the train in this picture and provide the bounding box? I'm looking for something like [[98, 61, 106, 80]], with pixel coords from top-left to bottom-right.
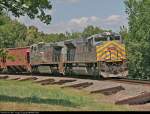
[[0, 32, 128, 79]]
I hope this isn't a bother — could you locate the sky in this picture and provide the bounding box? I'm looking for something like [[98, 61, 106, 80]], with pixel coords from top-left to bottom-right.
[[14, 0, 128, 34]]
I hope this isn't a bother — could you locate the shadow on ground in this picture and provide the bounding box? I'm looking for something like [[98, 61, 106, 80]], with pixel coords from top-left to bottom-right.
[[0, 95, 78, 108]]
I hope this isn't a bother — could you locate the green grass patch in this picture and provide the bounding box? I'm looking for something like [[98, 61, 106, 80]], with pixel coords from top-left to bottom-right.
[[0, 79, 132, 111]]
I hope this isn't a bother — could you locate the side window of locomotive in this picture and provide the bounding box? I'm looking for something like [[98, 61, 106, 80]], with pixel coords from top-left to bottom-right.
[[31, 46, 37, 53], [38, 44, 45, 52], [110, 36, 121, 41], [95, 37, 107, 42], [115, 36, 121, 41], [110, 36, 115, 41], [31, 46, 34, 53], [34, 46, 37, 52]]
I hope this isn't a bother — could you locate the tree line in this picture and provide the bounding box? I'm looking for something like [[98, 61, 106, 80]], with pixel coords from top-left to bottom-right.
[[0, 14, 110, 48], [124, 0, 150, 80]]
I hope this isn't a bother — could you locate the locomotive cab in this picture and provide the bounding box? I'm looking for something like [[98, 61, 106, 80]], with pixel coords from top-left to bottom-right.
[[92, 32, 122, 45]]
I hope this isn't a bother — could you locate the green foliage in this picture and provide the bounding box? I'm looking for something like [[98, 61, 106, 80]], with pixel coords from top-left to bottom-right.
[[0, 14, 27, 48], [125, 0, 150, 80], [82, 25, 111, 38], [0, 0, 52, 57], [0, 0, 52, 24], [24, 25, 110, 46], [119, 26, 128, 42], [0, 49, 7, 58]]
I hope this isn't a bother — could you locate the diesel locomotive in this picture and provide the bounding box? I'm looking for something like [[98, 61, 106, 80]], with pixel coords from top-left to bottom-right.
[[0, 32, 128, 78]]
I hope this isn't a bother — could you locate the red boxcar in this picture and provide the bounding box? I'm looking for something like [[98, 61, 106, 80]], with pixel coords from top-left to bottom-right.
[[6, 47, 31, 73]]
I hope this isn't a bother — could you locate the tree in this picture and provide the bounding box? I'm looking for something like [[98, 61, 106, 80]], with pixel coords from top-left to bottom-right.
[[25, 26, 39, 46], [0, 0, 52, 24], [125, 0, 150, 80], [82, 25, 111, 38], [0, 14, 27, 48], [119, 26, 128, 42], [0, 0, 52, 57]]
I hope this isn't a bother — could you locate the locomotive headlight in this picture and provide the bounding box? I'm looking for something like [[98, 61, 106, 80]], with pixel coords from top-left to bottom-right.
[[107, 47, 116, 51]]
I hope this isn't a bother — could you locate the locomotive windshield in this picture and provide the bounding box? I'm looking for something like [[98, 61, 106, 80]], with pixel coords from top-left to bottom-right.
[[95, 37, 107, 42], [38, 43, 45, 52], [110, 35, 121, 41]]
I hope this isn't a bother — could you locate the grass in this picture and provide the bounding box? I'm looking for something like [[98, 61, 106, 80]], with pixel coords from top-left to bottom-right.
[[0, 79, 132, 111]]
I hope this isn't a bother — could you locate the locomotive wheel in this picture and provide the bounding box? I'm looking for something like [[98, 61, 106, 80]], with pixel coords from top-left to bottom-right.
[[0, 69, 2, 72], [31, 66, 40, 74], [7, 67, 16, 74], [119, 63, 128, 78], [108, 63, 119, 74], [100, 62, 109, 78], [64, 64, 73, 76], [64, 67, 73, 76]]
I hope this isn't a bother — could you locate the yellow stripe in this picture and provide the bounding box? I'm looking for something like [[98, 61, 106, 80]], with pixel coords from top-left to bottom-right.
[[96, 50, 126, 57], [110, 43, 125, 53], [97, 43, 126, 56], [96, 41, 121, 49], [96, 44, 112, 53], [97, 43, 125, 53], [96, 44, 115, 53], [96, 41, 110, 48], [97, 53, 126, 61], [96, 41, 127, 62], [112, 41, 125, 50], [97, 56, 126, 61], [96, 42, 125, 53], [96, 42, 114, 52], [97, 54, 126, 60], [97, 45, 113, 53]]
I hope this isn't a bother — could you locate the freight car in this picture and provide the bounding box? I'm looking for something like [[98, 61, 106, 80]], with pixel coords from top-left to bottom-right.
[[0, 47, 31, 73]]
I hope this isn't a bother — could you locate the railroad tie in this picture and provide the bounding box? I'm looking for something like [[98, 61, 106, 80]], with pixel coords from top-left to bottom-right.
[[0, 76, 9, 80], [35, 79, 55, 85], [90, 86, 125, 96], [115, 92, 150, 105], [35, 79, 55, 83], [61, 82, 93, 89], [41, 80, 56, 85], [51, 80, 77, 85], [19, 77, 38, 81], [10, 77, 20, 80]]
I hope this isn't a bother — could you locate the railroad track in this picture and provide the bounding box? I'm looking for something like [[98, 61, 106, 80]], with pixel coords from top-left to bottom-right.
[[107, 78, 150, 86], [1, 73, 150, 86], [0, 73, 96, 80]]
